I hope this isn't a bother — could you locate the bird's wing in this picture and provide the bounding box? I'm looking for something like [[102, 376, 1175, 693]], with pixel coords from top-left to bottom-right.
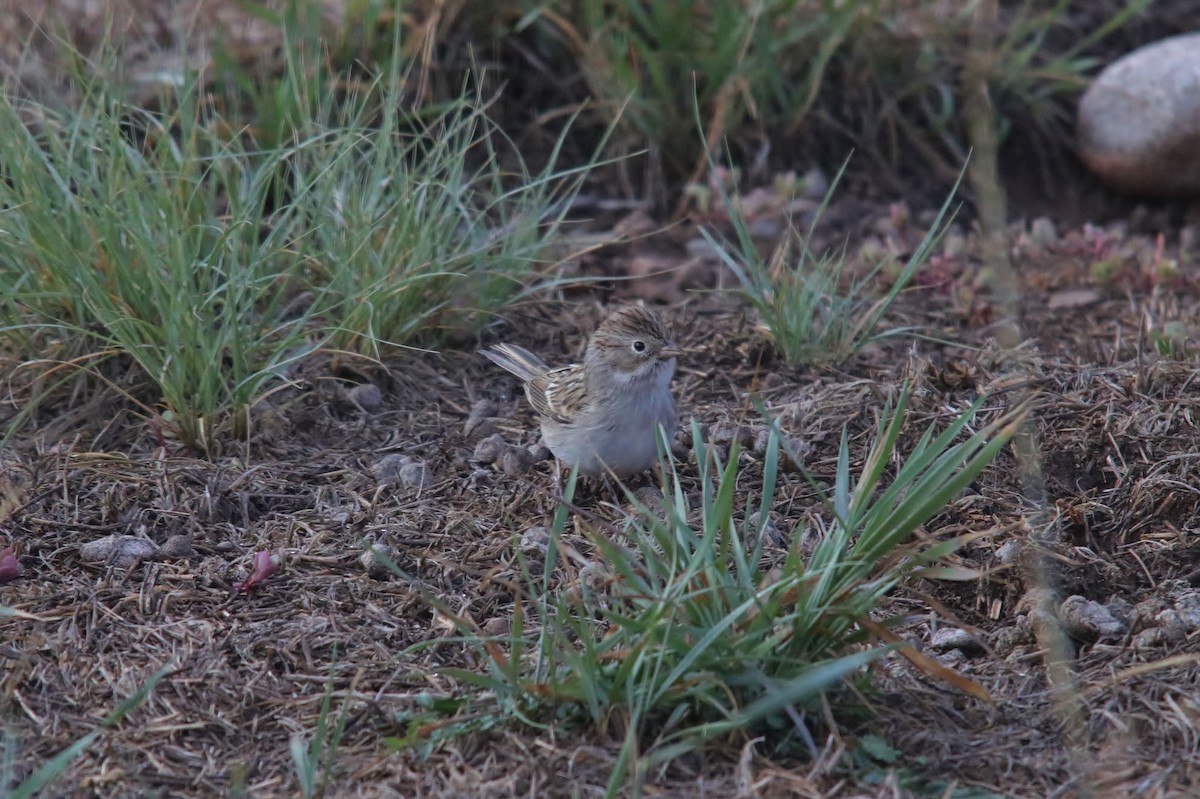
[[529, 364, 587, 425]]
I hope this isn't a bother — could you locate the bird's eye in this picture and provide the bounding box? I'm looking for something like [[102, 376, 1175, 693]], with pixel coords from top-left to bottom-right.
[[631, 340, 647, 353]]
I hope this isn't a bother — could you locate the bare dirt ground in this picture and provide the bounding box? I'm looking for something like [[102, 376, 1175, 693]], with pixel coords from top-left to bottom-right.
[[4, 210, 1200, 798]]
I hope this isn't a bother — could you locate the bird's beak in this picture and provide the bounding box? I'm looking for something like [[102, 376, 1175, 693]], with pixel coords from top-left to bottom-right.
[[659, 343, 684, 360]]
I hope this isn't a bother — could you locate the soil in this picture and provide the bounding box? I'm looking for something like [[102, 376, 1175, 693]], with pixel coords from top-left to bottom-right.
[[4, 2, 1200, 793], [4, 200, 1200, 799]]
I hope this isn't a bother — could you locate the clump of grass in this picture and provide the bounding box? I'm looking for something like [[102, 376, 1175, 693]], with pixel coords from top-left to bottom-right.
[[524, 0, 862, 191], [508, 0, 1149, 200], [286, 81, 587, 356], [0, 37, 589, 451], [394, 385, 1022, 795], [705, 159, 961, 366], [0, 85, 317, 451], [974, 0, 1153, 147]]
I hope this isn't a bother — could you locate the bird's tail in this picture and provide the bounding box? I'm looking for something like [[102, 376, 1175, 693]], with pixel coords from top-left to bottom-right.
[[480, 343, 550, 383]]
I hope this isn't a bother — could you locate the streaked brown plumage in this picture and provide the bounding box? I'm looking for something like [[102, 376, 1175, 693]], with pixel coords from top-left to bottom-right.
[[482, 306, 682, 477]]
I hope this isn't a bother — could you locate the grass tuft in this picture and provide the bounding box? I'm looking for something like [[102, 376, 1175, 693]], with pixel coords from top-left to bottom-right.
[[0, 40, 590, 452], [706, 158, 963, 366], [393, 384, 1022, 796]]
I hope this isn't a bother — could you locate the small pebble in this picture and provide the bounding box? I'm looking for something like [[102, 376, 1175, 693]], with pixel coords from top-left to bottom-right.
[[482, 616, 511, 637], [935, 649, 966, 668], [579, 560, 611, 594], [1104, 596, 1133, 626], [800, 165, 829, 199], [747, 218, 781, 240], [526, 443, 552, 463], [779, 436, 811, 472], [466, 419, 499, 442], [520, 527, 551, 556], [371, 453, 413, 483], [359, 544, 399, 581], [942, 229, 969, 259], [745, 510, 787, 550], [991, 625, 1031, 657], [1161, 580, 1200, 631], [630, 486, 668, 523], [158, 535, 196, 560], [79, 535, 159, 568], [195, 555, 231, 585], [1028, 217, 1058, 248], [1180, 224, 1199, 254], [323, 509, 352, 526], [1129, 597, 1164, 631], [995, 539, 1022, 564], [929, 627, 984, 653], [399, 461, 434, 489], [1155, 609, 1186, 644], [1132, 627, 1165, 651], [472, 434, 509, 465], [707, 422, 754, 450], [1059, 595, 1127, 640], [348, 383, 383, 411], [1173, 593, 1200, 631], [497, 447, 531, 476]]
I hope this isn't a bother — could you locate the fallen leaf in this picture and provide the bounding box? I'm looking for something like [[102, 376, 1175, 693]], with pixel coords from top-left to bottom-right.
[[0, 547, 22, 583], [234, 551, 281, 593]]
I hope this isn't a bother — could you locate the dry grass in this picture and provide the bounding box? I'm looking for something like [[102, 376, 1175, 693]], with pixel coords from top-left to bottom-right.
[[5, 226, 1200, 796], [3, 3, 1199, 796]]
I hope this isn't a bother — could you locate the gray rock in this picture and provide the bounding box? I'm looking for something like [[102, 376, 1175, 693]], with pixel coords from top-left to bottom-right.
[[348, 383, 383, 411], [360, 543, 399, 580], [1059, 595, 1127, 640], [929, 627, 984, 653], [79, 535, 159, 568], [1173, 591, 1200, 631], [371, 453, 412, 483], [472, 433, 509, 465], [801, 165, 829, 199], [526, 443, 552, 463], [1105, 596, 1133, 626], [991, 625, 1032, 657], [631, 486, 668, 524], [399, 461, 434, 489], [158, 534, 196, 560], [372, 453, 433, 489], [1078, 33, 1200, 195], [482, 616, 511, 637], [707, 422, 754, 450], [497, 447, 532, 476], [1132, 627, 1165, 652], [1029, 217, 1058, 248], [935, 648, 966, 668], [995, 539, 1022, 564], [520, 526, 551, 556], [1156, 609, 1187, 644]]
